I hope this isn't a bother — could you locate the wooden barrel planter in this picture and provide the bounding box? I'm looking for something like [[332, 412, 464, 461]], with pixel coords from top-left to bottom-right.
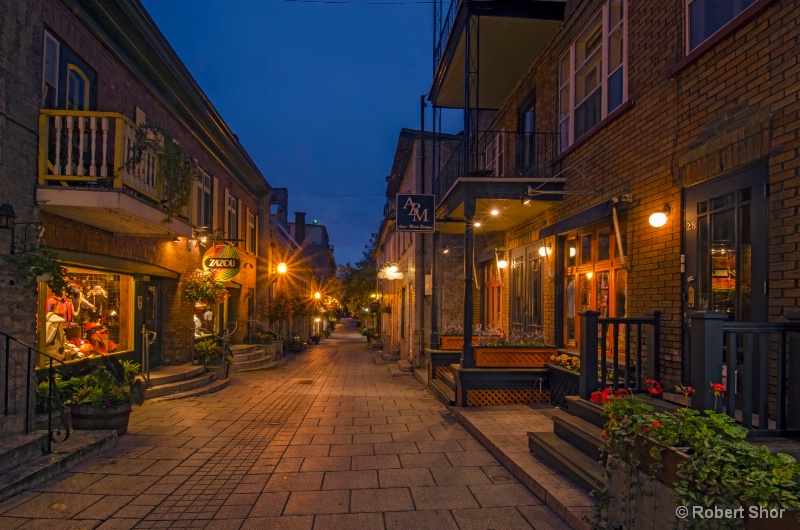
[[473, 345, 558, 368], [71, 403, 132, 435], [34, 408, 72, 431]]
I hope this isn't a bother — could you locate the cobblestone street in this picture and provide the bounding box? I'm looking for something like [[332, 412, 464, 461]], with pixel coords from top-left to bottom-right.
[[0, 319, 570, 530]]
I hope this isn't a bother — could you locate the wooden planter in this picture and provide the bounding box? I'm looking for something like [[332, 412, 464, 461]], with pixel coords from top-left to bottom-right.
[[547, 363, 580, 408], [34, 408, 72, 431], [473, 345, 558, 368], [438, 335, 500, 350], [610, 435, 690, 487], [71, 403, 132, 435]]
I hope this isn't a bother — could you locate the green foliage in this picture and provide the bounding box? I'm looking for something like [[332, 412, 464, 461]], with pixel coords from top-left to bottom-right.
[[127, 123, 198, 222], [35, 375, 68, 413], [337, 232, 377, 317], [591, 394, 800, 529], [194, 338, 223, 367], [3, 242, 70, 296], [184, 269, 228, 306], [65, 361, 143, 409]]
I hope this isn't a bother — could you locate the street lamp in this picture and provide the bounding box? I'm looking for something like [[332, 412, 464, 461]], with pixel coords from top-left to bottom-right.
[[314, 291, 321, 300], [277, 262, 287, 274]]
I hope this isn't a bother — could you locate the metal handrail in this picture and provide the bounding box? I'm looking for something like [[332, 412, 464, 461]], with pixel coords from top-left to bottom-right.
[[194, 322, 237, 379], [1, 330, 71, 453], [247, 319, 285, 343]]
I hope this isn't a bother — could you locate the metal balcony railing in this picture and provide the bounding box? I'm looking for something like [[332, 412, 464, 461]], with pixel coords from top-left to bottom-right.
[[38, 110, 162, 202], [434, 0, 459, 71], [433, 129, 561, 202]]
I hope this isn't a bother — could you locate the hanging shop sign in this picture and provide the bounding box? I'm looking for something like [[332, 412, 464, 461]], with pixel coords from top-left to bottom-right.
[[396, 194, 435, 232], [202, 245, 241, 281]]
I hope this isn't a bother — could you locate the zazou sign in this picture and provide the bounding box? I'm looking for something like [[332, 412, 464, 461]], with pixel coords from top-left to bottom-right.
[[396, 194, 435, 232]]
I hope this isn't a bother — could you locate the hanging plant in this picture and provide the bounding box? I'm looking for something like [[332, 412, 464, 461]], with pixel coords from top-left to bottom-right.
[[3, 240, 70, 296], [266, 292, 292, 324], [127, 122, 198, 222], [184, 269, 228, 306]]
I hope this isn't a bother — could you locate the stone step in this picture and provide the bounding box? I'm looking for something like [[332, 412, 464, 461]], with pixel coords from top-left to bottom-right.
[[388, 364, 412, 377], [0, 432, 48, 475], [230, 356, 283, 373], [0, 430, 117, 504], [439, 369, 457, 392], [527, 431, 603, 494], [145, 371, 218, 399], [429, 379, 455, 406], [381, 353, 400, 362], [552, 414, 604, 462], [147, 364, 207, 387], [231, 349, 271, 364], [229, 344, 259, 356], [397, 360, 413, 372], [145, 378, 231, 404]]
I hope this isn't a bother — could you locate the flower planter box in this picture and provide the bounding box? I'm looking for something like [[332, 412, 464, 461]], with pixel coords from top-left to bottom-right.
[[439, 335, 478, 350], [473, 345, 558, 368], [71, 403, 132, 435], [547, 363, 580, 408]]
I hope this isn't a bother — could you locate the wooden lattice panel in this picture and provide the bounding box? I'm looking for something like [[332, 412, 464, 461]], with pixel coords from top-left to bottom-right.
[[435, 365, 453, 379], [466, 389, 551, 406], [474, 348, 555, 368]]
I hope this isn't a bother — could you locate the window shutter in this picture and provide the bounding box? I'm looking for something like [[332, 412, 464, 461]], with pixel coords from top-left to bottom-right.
[[213, 177, 220, 232], [224, 187, 230, 237], [238, 199, 244, 248]]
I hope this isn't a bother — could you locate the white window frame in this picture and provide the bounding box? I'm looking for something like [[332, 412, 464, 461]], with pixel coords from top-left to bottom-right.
[[685, 0, 756, 53], [42, 31, 60, 107], [484, 131, 505, 177], [194, 170, 213, 229], [559, 0, 627, 151], [247, 210, 257, 254], [225, 190, 238, 241]]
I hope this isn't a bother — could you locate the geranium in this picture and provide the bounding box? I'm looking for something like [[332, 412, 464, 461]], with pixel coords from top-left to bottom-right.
[[644, 379, 663, 397], [591, 387, 612, 403], [710, 381, 726, 411], [184, 269, 228, 306], [675, 384, 695, 397]]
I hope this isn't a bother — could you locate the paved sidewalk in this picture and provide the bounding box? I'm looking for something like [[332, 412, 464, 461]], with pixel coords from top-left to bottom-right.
[[0, 319, 573, 529]]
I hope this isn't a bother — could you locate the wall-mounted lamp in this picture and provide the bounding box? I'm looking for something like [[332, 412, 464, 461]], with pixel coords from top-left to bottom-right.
[[277, 262, 288, 274], [649, 205, 671, 228], [538, 244, 552, 257], [172, 236, 181, 243], [494, 248, 507, 269], [0, 203, 17, 230], [443, 246, 450, 254], [378, 262, 404, 280], [314, 291, 321, 300]]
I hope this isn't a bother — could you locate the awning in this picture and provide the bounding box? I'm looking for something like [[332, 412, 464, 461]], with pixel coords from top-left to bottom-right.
[[538, 201, 613, 239]]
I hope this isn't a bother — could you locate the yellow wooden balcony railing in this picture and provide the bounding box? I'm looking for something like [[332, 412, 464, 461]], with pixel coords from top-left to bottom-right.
[[38, 110, 162, 202]]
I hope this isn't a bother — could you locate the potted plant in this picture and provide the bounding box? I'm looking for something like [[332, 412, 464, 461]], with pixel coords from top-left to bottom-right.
[[66, 359, 145, 435], [194, 338, 224, 367], [547, 353, 580, 408], [439, 324, 502, 350], [473, 330, 557, 368], [310, 334, 321, 344], [184, 269, 228, 307], [34, 374, 72, 431]]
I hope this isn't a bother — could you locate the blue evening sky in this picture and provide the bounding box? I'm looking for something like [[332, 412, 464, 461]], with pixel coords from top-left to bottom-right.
[[140, 0, 458, 267]]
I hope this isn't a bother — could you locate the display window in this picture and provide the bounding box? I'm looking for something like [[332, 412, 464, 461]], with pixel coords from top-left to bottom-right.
[[562, 221, 627, 353], [40, 268, 133, 363]]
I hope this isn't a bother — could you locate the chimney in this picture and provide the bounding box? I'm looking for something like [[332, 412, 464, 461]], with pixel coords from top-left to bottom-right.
[[294, 212, 306, 244]]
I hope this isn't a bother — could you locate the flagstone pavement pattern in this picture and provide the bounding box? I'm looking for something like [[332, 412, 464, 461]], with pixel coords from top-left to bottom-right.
[[0, 319, 573, 529]]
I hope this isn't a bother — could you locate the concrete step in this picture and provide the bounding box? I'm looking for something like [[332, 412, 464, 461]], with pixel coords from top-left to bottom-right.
[[388, 364, 412, 377], [565, 396, 606, 428], [146, 371, 218, 399], [0, 432, 48, 475], [230, 347, 267, 363], [381, 353, 400, 362], [0, 430, 117, 504], [439, 369, 457, 392], [148, 364, 207, 387], [552, 414, 604, 462], [397, 360, 413, 372], [229, 344, 259, 356], [528, 431, 603, 493], [429, 379, 455, 406], [146, 378, 231, 404], [230, 356, 284, 373]]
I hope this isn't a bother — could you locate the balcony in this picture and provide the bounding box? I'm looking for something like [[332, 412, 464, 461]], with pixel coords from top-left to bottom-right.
[[431, 0, 565, 109], [36, 110, 191, 237], [434, 129, 564, 233]]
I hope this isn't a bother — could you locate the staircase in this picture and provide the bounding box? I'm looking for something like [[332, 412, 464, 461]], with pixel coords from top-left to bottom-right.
[[429, 365, 457, 406], [228, 344, 284, 372], [145, 363, 229, 403], [0, 430, 117, 503]]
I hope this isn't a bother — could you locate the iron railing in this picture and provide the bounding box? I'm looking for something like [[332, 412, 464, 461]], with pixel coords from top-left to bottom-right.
[[1, 330, 70, 453], [433, 0, 459, 71], [689, 312, 800, 436], [433, 130, 561, 203], [579, 310, 662, 398]]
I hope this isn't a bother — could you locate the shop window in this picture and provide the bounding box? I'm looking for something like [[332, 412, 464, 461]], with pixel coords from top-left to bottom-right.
[[42, 269, 133, 363], [686, 0, 756, 52], [559, 0, 627, 150]]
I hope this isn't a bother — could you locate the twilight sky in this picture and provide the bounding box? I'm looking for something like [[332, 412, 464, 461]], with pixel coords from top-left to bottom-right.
[[140, 0, 455, 268]]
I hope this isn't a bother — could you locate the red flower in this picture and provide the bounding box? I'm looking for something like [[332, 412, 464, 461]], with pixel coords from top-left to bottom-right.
[[710, 382, 726, 397], [645, 379, 663, 397], [613, 388, 629, 397], [650, 421, 662, 428], [591, 387, 613, 404]]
